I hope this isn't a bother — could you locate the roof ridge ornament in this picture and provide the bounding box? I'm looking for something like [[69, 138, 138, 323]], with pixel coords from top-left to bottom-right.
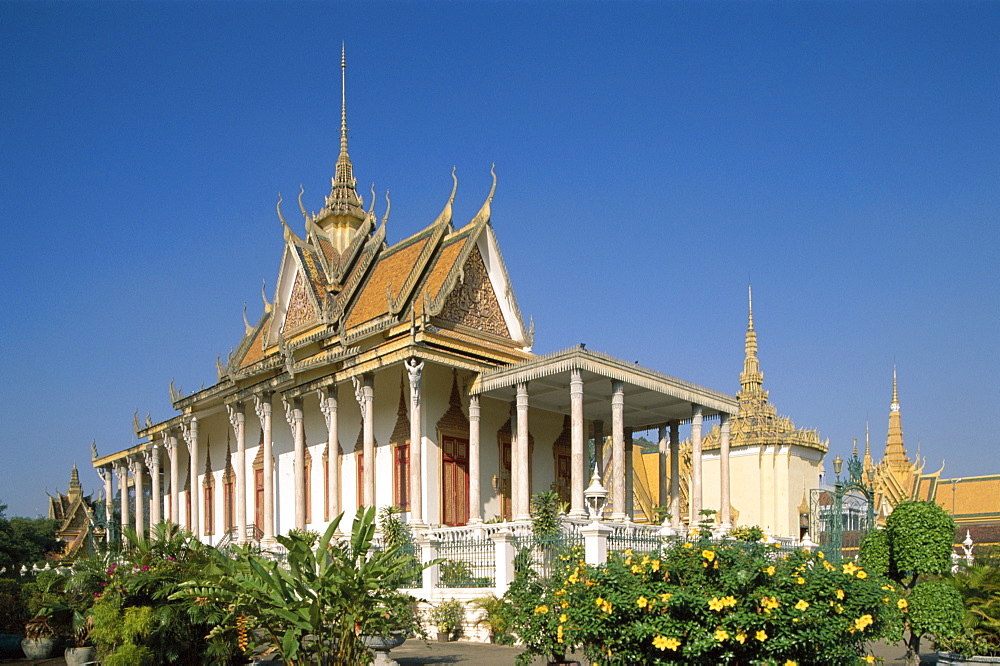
[[470, 163, 497, 227], [431, 167, 458, 227], [381, 189, 391, 226]]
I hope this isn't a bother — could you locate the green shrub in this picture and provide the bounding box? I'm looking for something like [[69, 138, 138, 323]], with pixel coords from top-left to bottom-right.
[[858, 528, 890, 577], [504, 537, 904, 665]]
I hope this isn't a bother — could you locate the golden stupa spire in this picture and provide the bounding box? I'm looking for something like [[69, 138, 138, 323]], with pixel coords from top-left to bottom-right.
[[68, 462, 82, 500], [317, 43, 366, 239], [739, 284, 764, 395], [863, 419, 874, 471], [883, 365, 911, 469]]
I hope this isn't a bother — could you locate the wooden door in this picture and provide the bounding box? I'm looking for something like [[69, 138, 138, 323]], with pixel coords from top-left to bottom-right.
[[442, 435, 469, 526]]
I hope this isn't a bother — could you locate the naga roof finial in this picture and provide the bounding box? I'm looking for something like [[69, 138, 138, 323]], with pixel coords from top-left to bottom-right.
[[276, 193, 299, 242], [471, 163, 497, 226], [298, 184, 308, 221], [261, 279, 272, 314], [381, 189, 391, 226]]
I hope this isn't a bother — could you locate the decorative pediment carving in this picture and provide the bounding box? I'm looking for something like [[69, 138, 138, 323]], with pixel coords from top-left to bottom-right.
[[438, 248, 510, 339]]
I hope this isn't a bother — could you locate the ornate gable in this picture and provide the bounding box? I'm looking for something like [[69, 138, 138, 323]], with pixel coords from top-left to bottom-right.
[[284, 271, 320, 333], [437, 247, 511, 339]]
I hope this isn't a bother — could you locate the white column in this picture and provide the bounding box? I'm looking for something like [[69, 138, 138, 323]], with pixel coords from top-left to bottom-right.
[[468, 394, 482, 524], [720, 413, 732, 529], [130, 455, 145, 535], [98, 466, 113, 526], [610, 380, 626, 521], [657, 425, 668, 517], [318, 385, 340, 521], [284, 396, 306, 530], [227, 403, 247, 542], [669, 421, 681, 528], [593, 420, 604, 477], [569, 369, 586, 518], [515, 382, 531, 521], [689, 404, 703, 526], [182, 416, 200, 538], [625, 427, 634, 521], [406, 358, 424, 525], [353, 374, 376, 507], [146, 442, 161, 526], [254, 393, 275, 540], [115, 462, 130, 539], [166, 430, 180, 525]]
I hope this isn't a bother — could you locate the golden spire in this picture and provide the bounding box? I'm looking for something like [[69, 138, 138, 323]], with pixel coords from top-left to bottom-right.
[[863, 420, 874, 471], [883, 366, 911, 469], [739, 284, 764, 395], [317, 43, 366, 236], [68, 463, 82, 500]]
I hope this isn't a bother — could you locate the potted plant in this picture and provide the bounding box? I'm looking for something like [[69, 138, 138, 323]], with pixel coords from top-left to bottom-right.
[[430, 599, 464, 642], [0, 578, 27, 658], [22, 614, 59, 659], [64, 614, 95, 666]]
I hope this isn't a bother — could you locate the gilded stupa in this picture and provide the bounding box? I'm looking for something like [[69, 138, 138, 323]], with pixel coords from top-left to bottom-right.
[[695, 287, 828, 535]]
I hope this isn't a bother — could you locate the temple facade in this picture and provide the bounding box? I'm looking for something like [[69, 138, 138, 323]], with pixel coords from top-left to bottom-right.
[[47, 465, 97, 560], [91, 53, 749, 545]]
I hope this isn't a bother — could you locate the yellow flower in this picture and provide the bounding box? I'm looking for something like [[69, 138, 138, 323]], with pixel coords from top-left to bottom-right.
[[567, 573, 579, 584], [702, 549, 716, 562], [756, 629, 768, 642], [601, 600, 613, 614], [823, 560, 835, 571], [652, 636, 681, 651], [625, 548, 633, 556], [631, 564, 642, 574], [709, 597, 726, 612], [857, 570, 868, 579], [723, 596, 737, 607], [683, 542, 693, 549], [817, 550, 825, 559], [764, 565, 776, 576], [557, 624, 564, 643], [842, 561, 859, 576], [714, 628, 729, 641], [761, 595, 780, 610], [595, 597, 605, 608], [796, 576, 806, 584], [795, 599, 810, 611], [735, 632, 747, 644], [836, 589, 845, 600], [785, 661, 798, 666], [854, 614, 874, 631], [651, 559, 661, 572], [555, 589, 567, 596], [864, 656, 876, 664], [658, 593, 673, 603], [560, 613, 568, 623], [637, 596, 649, 609], [689, 528, 700, 536], [836, 603, 844, 614], [898, 598, 908, 611], [534, 605, 548, 615]]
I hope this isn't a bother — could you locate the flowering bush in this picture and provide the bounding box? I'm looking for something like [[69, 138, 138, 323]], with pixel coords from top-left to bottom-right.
[[507, 534, 904, 665]]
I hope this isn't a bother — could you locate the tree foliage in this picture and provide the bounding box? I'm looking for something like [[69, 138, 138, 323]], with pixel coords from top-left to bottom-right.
[[885, 501, 956, 584], [0, 502, 60, 573]]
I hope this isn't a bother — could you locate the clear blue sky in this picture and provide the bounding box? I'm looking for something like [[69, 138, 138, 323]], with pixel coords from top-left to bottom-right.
[[1, 2, 997, 518]]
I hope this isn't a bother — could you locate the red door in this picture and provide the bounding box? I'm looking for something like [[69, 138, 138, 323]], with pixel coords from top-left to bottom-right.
[[254, 468, 264, 530], [442, 436, 469, 526]]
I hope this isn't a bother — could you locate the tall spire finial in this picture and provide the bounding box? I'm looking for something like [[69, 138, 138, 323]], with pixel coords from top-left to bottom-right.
[[891, 365, 899, 413], [739, 284, 764, 396], [340, 42, 348, 157], [317, 43, 365, 239]]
